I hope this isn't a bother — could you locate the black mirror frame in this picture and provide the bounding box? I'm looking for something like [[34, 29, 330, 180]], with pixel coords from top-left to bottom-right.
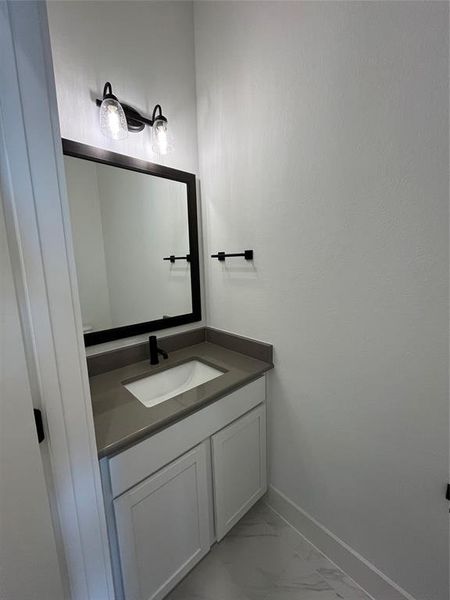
[[62, 138, 202, 347]]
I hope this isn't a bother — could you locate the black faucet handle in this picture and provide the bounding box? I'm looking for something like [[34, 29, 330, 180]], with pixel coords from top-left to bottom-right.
[[159, 348, 168, 360]]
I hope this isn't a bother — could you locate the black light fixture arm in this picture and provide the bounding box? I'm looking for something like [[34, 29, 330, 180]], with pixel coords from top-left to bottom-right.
[[151, 104, 167, 124], [95, 82, 167, 132], [102, 82, 115, 100]]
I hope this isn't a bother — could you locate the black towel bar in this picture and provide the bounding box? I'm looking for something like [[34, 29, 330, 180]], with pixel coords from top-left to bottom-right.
[[163, 254, 191, 263], [211, 250, 253, 261]]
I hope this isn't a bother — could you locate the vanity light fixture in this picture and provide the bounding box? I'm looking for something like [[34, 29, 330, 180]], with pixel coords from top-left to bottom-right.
[[98, 82, 128, 141], [96, 81, 172, 154]]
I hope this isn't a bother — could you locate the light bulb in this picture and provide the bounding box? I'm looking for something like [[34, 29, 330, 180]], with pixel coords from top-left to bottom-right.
[[152, 118, 172, 155], [99, 97, 128, 140]]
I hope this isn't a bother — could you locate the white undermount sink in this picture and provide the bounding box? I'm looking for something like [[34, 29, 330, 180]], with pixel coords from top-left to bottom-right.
[[123, 360, 224, 408]]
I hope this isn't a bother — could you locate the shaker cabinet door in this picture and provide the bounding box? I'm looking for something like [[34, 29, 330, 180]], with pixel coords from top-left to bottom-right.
[[114, 441, 211, 600], [212, 404, 267, 540]]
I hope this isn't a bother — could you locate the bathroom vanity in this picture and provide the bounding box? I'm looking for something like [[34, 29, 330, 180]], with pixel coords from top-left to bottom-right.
[[89, 330, 273, 600], [62, 139, 273, 600]]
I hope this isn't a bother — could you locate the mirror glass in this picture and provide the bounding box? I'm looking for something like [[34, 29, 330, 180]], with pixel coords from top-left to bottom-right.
[[64, 148, 199, 344]]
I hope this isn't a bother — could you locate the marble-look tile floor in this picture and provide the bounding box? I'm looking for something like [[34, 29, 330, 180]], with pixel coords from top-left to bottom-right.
[[166, 501, 372, 600]]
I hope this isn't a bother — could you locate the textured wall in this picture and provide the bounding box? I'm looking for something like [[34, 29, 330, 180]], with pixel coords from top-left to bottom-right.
[[194, 2, 449, 599]]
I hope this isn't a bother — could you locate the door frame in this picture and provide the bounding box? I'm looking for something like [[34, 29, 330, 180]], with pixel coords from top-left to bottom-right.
[[0, 1, 113, 598]]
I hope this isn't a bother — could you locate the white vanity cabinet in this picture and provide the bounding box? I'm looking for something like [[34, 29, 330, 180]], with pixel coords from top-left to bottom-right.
[[114, 442, 211, 600], [102, 376, 267, 600]]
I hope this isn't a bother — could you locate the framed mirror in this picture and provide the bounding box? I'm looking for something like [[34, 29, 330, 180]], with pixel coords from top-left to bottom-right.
[[62, 139, 201, 346]]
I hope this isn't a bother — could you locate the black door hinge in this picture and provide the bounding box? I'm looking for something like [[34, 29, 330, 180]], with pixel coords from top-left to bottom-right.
[[34, 408, 45, 443], [446, 484, 450, 502]]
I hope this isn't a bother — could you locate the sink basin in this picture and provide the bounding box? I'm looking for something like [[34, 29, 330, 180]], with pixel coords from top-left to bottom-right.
[[123, 360, 224, 408]]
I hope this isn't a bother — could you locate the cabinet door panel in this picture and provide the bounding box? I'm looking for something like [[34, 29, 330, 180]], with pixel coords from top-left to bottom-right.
[[212, 404, 267, 540], [114, 442, 211, 600]]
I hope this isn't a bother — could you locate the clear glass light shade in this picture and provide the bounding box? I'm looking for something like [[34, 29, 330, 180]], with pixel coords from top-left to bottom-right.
[[99, 98, 128, 140], [152, 118, 172, 155]]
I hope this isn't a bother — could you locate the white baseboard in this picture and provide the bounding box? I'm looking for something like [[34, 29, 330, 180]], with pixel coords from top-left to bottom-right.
[[266, 486, 417, 600]]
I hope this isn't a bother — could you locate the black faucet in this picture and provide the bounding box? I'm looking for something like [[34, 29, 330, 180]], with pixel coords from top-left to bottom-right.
[[149, 335, 168, 365]]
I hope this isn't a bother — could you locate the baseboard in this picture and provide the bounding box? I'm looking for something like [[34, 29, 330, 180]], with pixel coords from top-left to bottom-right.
[[266, 486, 417, 600]]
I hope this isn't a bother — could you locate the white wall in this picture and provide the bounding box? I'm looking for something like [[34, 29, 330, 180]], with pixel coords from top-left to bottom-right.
[[194, 2, 449, 600], [47, 0, 205, 352]]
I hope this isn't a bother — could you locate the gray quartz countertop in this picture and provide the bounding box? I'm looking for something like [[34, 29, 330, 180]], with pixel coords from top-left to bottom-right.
[[90, 341, 273, 458]]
